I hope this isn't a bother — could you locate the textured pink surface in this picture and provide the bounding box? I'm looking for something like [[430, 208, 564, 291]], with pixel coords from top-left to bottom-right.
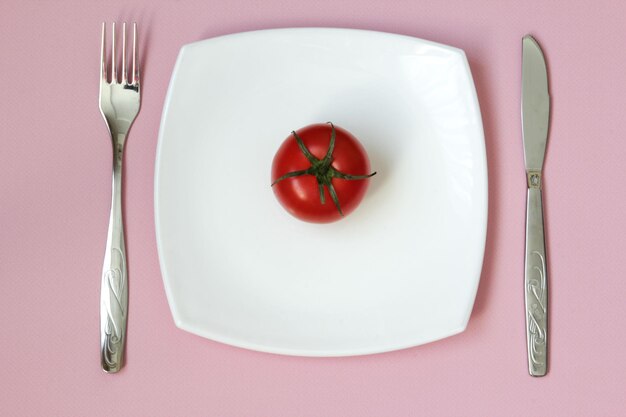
[[2, 0, 626, 415]]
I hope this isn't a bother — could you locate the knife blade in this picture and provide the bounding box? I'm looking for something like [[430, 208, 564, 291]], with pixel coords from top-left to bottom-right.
[[521, 35, 550, 377]]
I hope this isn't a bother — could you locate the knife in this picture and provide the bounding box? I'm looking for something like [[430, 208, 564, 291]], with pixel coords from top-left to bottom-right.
[[521, 35, 550, 377]]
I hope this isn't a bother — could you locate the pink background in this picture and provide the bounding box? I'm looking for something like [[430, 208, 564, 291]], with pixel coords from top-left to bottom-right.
[[2, 0, 625, 415]]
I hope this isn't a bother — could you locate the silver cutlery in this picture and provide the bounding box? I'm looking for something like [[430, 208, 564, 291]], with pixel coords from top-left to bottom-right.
[[99, 22, 141, 373], [521, 35, 550, 377]]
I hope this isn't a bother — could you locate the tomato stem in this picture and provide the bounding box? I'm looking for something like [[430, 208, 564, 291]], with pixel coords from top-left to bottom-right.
[[272, 122, 377, 216], [318, 183, 326, 204]]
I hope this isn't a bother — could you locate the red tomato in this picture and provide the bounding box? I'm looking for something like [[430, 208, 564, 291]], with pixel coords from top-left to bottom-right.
[[271, 123, 376, 223]]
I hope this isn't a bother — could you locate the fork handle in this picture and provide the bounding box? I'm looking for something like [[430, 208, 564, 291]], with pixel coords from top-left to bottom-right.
[[100, 141, 128, 373], [524, 185, 548, 376]]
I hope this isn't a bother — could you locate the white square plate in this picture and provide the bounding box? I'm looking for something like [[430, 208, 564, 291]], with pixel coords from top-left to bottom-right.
[[155, 28, 487, 356]]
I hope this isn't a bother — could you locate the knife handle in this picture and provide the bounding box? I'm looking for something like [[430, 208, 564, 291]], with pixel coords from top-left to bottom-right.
[[524, 173, 548, 376]]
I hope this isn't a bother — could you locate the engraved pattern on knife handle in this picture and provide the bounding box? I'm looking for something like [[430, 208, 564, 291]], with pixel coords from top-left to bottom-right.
[[101, 246, 127, 373], [525, 187, 548, 376], [527, 251, 547, 371]]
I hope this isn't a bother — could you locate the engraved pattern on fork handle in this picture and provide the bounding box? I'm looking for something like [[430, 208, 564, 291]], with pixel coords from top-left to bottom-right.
[[100, 142, 128, 373], [525, 187, 548, 376]]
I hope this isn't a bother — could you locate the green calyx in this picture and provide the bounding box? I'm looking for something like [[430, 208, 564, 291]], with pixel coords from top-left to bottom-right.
[[271, 122, 377, 216]]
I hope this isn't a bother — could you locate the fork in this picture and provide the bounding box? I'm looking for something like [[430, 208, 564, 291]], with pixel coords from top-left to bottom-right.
[[99, 22, 140, 373]]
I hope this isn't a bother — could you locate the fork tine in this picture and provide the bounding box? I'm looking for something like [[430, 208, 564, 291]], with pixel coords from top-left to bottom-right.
[[111, 22, 117, 83], [100, 22, 107, 81], [121, 23, 127, 83], [132, 22, 139, 85]]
